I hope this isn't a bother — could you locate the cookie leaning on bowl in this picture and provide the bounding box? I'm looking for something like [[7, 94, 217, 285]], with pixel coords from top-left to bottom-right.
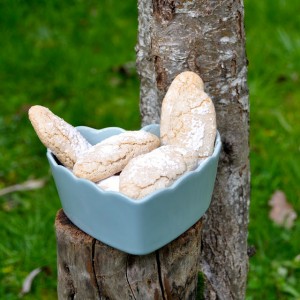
[[160, 71, 217, 158], [73, 131, 160, 182], [119, 71, 216, 200], [119, 145, 198, 200], [28, 105, 92, 169]]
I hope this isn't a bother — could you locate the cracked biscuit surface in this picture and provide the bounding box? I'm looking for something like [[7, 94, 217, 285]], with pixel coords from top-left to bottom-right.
[[119, 145, 198, 200], [73, 131, 160, 182], [28, 105, 91, 168], [160, 71, 216, 158]]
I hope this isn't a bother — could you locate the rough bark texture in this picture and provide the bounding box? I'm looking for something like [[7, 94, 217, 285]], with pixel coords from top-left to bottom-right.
[[55, 209, 202, 299], [136, 0, 250, 299]]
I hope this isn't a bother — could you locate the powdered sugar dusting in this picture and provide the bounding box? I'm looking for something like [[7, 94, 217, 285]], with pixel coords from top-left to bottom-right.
[[160, 72, 216, 158], [119, 145, 194, 199], [73, 130, 160, 182], [28, 105, 92, 168], [185, 120, 205, 150], [58, 119, 91, 158]]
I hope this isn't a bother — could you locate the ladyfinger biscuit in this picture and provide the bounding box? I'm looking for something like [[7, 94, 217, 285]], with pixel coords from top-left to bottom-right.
[[73, 130, 160, 182], [119, 145, 198, 200], [28, 105, 91, 168], [160, 71, 217, 158]]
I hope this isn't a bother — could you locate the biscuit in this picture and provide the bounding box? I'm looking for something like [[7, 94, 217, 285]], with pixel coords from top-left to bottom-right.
[[160, 71, 217, 157], [119, 145, 198, 200], [97, 176, 120, 192], [73, 131, 160, 182], [28, 105, 91, 168], [170, 146, 199, 171]]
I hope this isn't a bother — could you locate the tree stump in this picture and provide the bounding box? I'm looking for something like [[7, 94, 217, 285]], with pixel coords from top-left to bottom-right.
[[55, 209, 203, 299]]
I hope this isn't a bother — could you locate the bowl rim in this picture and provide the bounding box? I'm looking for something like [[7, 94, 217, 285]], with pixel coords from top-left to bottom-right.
[[46, 125, 221, 204]]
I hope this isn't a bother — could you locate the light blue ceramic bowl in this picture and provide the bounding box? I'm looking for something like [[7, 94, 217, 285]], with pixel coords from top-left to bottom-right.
[[47, 124, 221, 255]]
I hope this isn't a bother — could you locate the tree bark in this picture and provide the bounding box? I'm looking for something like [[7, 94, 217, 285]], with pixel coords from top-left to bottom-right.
[[136, 1, 250, 299], [55, 209, 203, 299]]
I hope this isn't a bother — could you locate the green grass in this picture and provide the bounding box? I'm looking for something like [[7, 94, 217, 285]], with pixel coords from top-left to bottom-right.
[[0, 0, 299, 299], [245, 1, 300, 299], [0, 1, 139, 298]]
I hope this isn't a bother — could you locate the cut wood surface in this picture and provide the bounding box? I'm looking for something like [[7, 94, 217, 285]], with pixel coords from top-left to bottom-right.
[[55, 209, 203, 300]]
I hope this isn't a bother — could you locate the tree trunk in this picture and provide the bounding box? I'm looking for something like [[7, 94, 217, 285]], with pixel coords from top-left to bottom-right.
[[55, 209, 203, 299], [136, 1, 250, 299]]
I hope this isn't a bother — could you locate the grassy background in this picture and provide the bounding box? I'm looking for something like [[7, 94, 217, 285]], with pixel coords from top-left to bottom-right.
[[246, 1, 300, 298], [0, 0, 299, 299]]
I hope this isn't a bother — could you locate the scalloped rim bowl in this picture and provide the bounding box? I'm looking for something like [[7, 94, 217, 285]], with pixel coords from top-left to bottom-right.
[[47, 124, 221, 255]]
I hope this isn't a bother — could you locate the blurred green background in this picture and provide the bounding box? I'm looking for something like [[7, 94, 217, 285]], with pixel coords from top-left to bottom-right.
[[0, 0, 299, 299]]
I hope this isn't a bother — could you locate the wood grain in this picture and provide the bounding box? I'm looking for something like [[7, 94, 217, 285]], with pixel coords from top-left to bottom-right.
[[55, 209, 202, 299]]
